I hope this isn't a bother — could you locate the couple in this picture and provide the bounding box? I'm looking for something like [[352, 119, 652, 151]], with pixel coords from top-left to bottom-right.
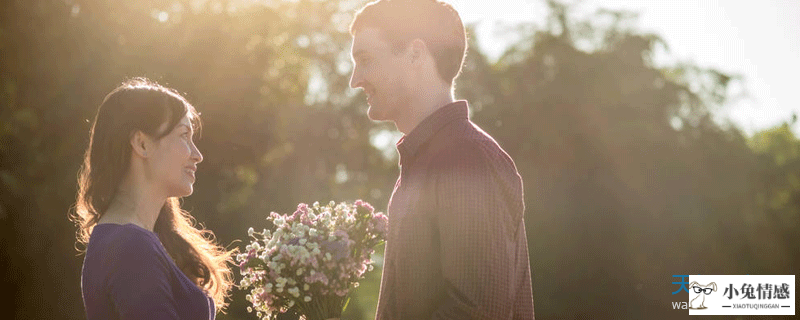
[[75, 1, 535, 319]]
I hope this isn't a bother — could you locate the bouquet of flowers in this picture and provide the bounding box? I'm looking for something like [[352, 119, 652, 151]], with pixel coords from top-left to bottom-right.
[[237, 200, 388, 320]]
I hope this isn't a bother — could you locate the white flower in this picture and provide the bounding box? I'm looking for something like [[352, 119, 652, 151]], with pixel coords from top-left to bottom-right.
[[304, 296, 312, 302], [288, 287, 300, 297], [248, 227, 255, 237], [303, 284, 310, 291], [296, 268, 304, 276]]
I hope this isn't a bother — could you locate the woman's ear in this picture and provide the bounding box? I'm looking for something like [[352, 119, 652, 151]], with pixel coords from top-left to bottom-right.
[[130, 130, 151, 158]]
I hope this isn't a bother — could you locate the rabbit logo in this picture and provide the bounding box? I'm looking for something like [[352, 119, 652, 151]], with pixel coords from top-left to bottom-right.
[[689, 281, 717, 310]]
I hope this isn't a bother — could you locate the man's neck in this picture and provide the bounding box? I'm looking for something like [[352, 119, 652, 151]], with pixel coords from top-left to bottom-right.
[[396, 87, 454, 135]]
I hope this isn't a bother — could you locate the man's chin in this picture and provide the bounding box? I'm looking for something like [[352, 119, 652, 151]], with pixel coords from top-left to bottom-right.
[[367, 106, 388, 122]]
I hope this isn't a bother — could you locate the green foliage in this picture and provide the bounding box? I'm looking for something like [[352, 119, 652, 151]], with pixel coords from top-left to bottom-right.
[[748, 123, 800, 262], [0, 1, 796, 319]]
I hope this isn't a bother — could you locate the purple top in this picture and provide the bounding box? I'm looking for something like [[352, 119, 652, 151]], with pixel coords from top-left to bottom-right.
[[81, 223, 215, 320]]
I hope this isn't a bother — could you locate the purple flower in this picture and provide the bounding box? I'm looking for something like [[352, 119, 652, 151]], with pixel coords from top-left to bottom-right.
[[320, 239, 350, 261], [286, 237, 301, 246]]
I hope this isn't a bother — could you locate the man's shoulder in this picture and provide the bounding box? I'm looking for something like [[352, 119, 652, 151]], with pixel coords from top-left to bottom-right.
[[431, 120, 515, 166]]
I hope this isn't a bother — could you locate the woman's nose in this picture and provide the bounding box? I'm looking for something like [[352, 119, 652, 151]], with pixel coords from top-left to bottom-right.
[[191, 143, 203, 164]]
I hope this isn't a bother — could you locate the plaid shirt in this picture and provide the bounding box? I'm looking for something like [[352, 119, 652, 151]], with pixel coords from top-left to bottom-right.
[[375, 101, 534, 320]]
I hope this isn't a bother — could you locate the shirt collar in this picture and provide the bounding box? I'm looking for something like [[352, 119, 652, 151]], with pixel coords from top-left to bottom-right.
[[397, 100, 469, 163]]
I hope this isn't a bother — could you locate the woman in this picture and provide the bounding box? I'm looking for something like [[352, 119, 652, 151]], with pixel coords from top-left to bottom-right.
[[73, 78, 233, 319]]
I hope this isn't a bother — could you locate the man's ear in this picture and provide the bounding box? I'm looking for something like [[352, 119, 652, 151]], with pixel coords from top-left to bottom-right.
[[130, 130, 151, 158], [408, 39, 427, 64]]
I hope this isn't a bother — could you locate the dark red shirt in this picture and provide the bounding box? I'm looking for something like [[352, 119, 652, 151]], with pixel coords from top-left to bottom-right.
[[375, 101, 535, 319]]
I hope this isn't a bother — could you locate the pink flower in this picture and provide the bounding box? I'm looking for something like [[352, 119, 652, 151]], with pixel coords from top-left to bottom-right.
[[371, 213, 389, 235], [269, 211, 281, 220], [293, 203, 309, 221], [305, 271, 329, 285], [354, 199, 374, 215]]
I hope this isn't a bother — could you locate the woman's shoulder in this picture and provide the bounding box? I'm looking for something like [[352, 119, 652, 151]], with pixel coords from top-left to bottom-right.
[[89, 223, 158, 247], [85, 223, 169, 268]]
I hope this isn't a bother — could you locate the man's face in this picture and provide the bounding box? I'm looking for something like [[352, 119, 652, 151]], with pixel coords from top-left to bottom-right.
[[349, 28, 410, 122]]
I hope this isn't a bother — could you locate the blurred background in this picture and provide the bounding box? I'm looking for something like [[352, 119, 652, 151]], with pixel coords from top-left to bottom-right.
[[1, 0, 798, 319]]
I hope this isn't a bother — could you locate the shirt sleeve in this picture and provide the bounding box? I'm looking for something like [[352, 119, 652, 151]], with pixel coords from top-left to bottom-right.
[[105, 232, 180, 320], [431, 142, 523, 320]]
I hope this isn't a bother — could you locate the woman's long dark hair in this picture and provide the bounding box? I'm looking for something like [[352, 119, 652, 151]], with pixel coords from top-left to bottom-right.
[[72, 77, 233, 311]]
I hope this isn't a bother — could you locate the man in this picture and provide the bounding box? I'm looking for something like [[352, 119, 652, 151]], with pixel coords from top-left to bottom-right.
[[348, 1, 535, 319]]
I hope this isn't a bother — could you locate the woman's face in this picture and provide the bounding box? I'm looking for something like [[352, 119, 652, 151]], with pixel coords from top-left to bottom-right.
[[148, 113, 203, 198]]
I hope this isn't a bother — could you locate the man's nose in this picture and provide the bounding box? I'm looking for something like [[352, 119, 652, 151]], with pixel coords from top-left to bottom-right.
[[350, 72, 362, 90]]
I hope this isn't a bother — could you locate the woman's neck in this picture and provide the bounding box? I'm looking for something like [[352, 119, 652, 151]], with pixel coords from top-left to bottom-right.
[[100, 181, 165, 232]]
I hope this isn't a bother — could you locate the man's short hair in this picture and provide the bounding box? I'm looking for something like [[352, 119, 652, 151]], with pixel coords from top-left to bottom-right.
[[350, 0, 468, 86]]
